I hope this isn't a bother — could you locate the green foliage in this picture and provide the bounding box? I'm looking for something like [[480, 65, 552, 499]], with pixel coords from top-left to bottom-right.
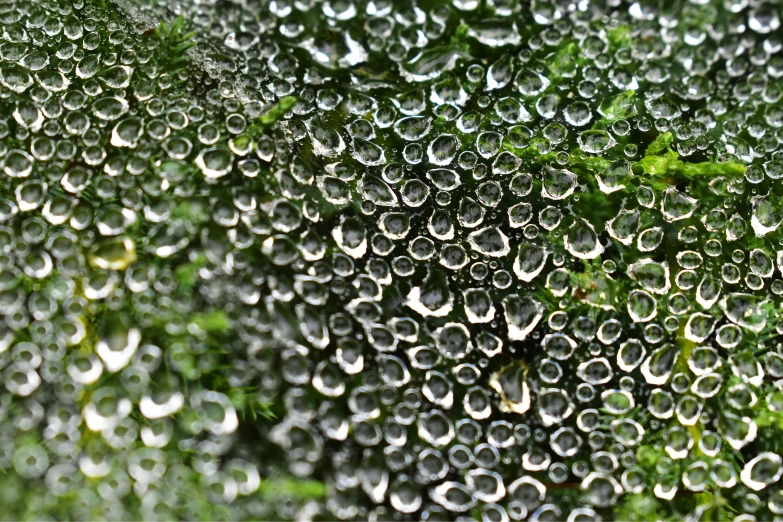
[[645, 131, 675, 156], [259, 479, 327, 499], [598, 90, 637, 122], [612, 493, 666, 521], [259, 96, 297, 125], [638, 151, 746, 179], [635, 445, 664, 469], [171, 199, 209, 222], [8, 0, 783, 520], [247, 96, 298, 137], [548, 41, 579, 78], [680, 492, 738, 522], [156, 16, 197, 65], [569, 260, 621, 310], [228, 388, 277, 421], [637, 148, 682, 176], [175, 254, 207, 289], [570, 152, 612, 172], [154, 16, 197, 87], [606, 24, 633, 49], [449, 23, 473, 53], [636, 132, 745, 181], [189, 310, 231, 333], [505, 139, 558, 164]]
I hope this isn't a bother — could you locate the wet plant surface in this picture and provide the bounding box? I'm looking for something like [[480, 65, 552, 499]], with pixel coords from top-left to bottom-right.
[[1, 0, 783, 519]]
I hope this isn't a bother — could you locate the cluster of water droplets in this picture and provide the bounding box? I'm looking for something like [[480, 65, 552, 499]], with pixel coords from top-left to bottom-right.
[[2, 0, 783, 519]]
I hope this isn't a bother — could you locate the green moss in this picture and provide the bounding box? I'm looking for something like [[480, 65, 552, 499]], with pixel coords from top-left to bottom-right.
[[155, 16, 197, 65], [189, 310, 231, 333], [606, 24, 633, 49], [598, 90, 637, 122], [174, 254, 207, 289], [548, 42, 579, 78], [636, 132, 745, 180], [645, 131, 675, 156], [612, 493, 666, 521], [259, 479, 327, 499], [247, 96, 298, 137]]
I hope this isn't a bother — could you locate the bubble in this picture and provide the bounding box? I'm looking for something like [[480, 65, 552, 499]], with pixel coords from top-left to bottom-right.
[[195, 147, 233, 178], [741, 452, 783, 491]]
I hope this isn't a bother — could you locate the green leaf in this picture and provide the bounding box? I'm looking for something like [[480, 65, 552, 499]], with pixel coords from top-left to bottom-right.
[[638, 149, 680, 175], [506, 139, 558, 164], [190, 310, 230, 333], [175, 254, 207, 289], [253, 401, 277, 421], [449, 23, 471, 52], [598, 90, 637, 122], [679, 160, 745, 178], [607, 25, 632, 49], [171, 200, 209, 222], [570, 150, 612, 172], [258, 96, 297, 125], [612, 493, 664, 522], [637, 152, 745, 179], [549, 42, 578, 78], [636, 445, 664, 468], [259, 479, 327, 499], [568, 260, 621, 309], [247, 96, 298, 137], [645, 131, 674, 156], [636, 133, 745, 179]]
